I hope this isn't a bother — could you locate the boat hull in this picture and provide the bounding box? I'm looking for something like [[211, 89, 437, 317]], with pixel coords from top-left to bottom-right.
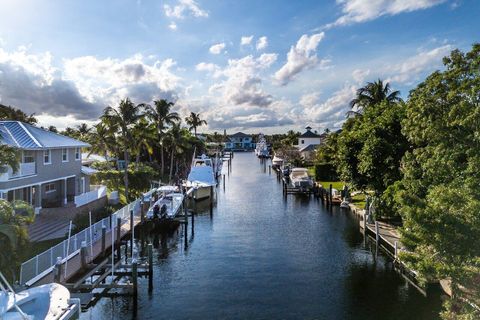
[[193, 186, 213, 201]]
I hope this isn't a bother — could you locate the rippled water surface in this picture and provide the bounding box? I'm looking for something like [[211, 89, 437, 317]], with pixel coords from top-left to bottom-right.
[[82, 152, 442, 319]]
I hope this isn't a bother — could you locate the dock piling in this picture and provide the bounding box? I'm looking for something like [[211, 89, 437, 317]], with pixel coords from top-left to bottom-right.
[[54, 257, 62, 283], [101, 225, 106, 258], [132, 259, 138, 313], [80, 241, 88, 270], [130, 210, 134, 258], [116, 217, 122, 260], [375, 221, 379, 244], [148, 244, 153, 293]]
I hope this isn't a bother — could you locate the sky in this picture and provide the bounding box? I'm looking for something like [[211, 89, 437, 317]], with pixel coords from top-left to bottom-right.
[[0, 0, 478, 134]]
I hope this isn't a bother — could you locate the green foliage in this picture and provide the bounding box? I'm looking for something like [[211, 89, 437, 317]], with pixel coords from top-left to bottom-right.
[[315, 131, 340, 181], [314, 163, 338, 181], [71, 205, 118, 234], [185, 112, 207, 136], [92, 164, 159, 199], [0, 199, 34, 281], [0, 145, 20, 173], [0, 103, 37, 124], [398, 43, 480, 318], [336, 99, 408, 194]]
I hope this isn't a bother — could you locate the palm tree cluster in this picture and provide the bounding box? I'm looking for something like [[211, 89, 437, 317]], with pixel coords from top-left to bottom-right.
[[348, 79, 402, 117], [60, 99, 208, 201]]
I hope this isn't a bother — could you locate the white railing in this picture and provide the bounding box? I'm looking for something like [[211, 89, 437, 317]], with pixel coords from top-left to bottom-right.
[[19, 192, 148, 286], [74, 185, 107, 207], [0, 163, 36, 181]]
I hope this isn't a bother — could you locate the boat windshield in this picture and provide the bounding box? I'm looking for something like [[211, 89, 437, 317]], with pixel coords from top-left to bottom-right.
[[291, 170, 309, 178], [194, 159, 212, 167]]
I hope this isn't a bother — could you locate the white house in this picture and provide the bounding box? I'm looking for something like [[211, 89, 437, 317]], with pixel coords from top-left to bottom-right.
[[297, 126, 327, 161]]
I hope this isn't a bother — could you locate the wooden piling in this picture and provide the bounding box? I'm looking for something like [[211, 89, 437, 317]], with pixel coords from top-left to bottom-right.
[[148, 243, 153, 293], [223, 174, 225, 190], [329, 184, 333, 206], [269, 165, 271, 174], [101, 225, 107, 258], [394, 241, 398, 259], [210, 186, 214, 210], [130, 210, 134, 258], [80, 241, 88, 271], [116, 217, 121, 260], [375, 221, 379, 244], [54, 257, 62, 283], [132, 259, 138, 313]]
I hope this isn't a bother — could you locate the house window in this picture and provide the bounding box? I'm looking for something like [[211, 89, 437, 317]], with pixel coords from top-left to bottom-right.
[[44, 150, 51, 164], [301, 140, 304, 144], [75, 147, 80, 160], [45, 183, 56, 193], [62, 148, 69, 162], [22, 151, 35, 163]]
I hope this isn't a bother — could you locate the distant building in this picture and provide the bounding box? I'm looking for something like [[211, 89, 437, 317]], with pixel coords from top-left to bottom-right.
[[224, 132, 254, 150], [0, 121, 106, 214], [297, 126, 326, 161]]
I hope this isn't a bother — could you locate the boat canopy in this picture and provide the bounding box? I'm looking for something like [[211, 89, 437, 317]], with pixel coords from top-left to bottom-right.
[[187, 166, 216, 186]]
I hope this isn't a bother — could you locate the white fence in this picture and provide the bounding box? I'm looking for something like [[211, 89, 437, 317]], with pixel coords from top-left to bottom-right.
[[19, 190, 154, 286], [74, 185, 107, 207]]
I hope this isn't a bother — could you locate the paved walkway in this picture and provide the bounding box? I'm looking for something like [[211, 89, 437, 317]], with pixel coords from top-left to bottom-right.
[[28, 206, 78, 242]]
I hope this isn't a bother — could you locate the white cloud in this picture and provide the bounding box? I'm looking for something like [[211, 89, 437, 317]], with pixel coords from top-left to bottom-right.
[[352, 68, 370, 83], [386, 44, 452, 84], [209, 43, 226, 54], [326, 0, 446, 28], [274, 32, 326, 85], [303, 84, 357, 128], [164, 0, 208, 19], [168, 22, 178, 30], [256, 36, 268, 50], [63, 54, 180, 108], [241, 35, 254, 46]]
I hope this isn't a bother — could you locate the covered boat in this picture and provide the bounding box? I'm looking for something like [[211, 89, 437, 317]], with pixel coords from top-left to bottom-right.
[[289, 168, 314, 191], [186, 154, 216, 200]]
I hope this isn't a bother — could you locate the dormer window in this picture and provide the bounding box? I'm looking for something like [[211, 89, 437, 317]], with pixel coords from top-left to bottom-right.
[[62, 148, 69, 162]]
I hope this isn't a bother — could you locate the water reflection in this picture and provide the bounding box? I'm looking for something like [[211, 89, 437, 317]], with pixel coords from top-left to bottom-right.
[[82, 152, 442, 320]]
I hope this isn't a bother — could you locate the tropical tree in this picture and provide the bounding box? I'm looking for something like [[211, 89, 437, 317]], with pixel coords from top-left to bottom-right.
[[349, 79, 402, 116], [76, 123, 91, 141], [397, 44, 480, 319], [146, 99, 180, 177], [185, 112, 207, 137], [0, 145, 19, 174], [88, 122, 116, 168], [101, 98, 144, 200], [131, 118, 156, 165], [0, 104, 37, 124], [0, 200, 34, 281]]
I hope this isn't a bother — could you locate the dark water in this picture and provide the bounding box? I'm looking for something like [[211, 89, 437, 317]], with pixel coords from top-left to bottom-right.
[[82, 152, 442, 319]]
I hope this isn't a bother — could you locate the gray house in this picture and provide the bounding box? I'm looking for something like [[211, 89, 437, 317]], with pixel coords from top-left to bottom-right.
[[0, 121, 105, 213]]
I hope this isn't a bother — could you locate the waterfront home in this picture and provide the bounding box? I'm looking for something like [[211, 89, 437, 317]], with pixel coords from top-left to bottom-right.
[[297, 126, 327, 161], [0, 121, 106, 213], [224, 132, 254, 151]]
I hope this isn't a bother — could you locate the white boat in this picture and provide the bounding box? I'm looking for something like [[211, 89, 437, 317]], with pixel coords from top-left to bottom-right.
[[289, 168, 314, 190], [146, 186, 184, 219], [186, 154, 216, 201], [272, 156, 284, 169], [255, 134, 269, 158], [1, 272, 79, 320]]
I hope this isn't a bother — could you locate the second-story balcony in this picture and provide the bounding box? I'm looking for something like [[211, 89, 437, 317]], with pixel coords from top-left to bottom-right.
[[0, 162, 37, 181]]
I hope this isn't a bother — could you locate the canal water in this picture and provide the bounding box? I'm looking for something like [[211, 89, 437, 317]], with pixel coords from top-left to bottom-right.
[[82, 152, 443, 319]]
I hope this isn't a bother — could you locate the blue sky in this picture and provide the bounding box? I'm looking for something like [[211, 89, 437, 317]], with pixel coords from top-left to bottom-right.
[[0, 0, 478, 133]]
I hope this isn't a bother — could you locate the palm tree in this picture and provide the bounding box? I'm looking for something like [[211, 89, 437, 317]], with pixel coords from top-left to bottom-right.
[[163, 124, 190, 183], [0, 145, 19, 174], [88, 122, 116, 168], [185, 112, 207, 137], [0, 200, 34, 281], [146, 99, 180, 177], [131, 118, 156, 165], [349, 79, 401, 116], [101, 98, 144, 201], [76, 123, 91, 141]]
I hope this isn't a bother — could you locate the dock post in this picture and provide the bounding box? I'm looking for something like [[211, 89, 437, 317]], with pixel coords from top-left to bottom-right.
[[210, 186, 214, 211], [329, 184, 333, 206], [269, 165, 271, 174], [53, 257, 63, 283], [223, 174, 225, 190], [132, 259, 138, 314], [101, 225, 106, 258], [363, 214, 367, 230], [130, 210, 134, 258], [140, 201, 145, 224], [148, 243, 153, 293], [184, 198, 188, 225], [116, 217, 122, 260], [394, 241, 398, 259], [375, 221, 379, 244], [80, 241, 88, 270]]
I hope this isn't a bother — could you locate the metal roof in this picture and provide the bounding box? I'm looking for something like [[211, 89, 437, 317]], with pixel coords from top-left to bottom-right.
[[299, 129, 321, 138], [0, 121, 90, 149]]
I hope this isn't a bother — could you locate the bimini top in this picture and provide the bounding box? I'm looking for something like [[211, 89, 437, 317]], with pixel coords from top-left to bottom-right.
[[187, 166, 216, 186], [0, 121, 90, 149]]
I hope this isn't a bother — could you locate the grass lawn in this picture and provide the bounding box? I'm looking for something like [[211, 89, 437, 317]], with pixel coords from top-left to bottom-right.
[[19, 238, 65, 263], [307, 166, 315, 176], [318, 181, 345, 190], [351, 194, 366, 209]]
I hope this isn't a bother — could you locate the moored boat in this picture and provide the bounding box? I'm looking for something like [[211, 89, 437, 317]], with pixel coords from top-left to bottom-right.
[[186, 154, 217, 201], [289, 168, 314, 191]]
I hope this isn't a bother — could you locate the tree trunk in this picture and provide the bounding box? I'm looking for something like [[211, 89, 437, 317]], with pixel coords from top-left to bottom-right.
[[123, 149, 129, 201], [194, 127, 197, 137], [160, 144, 164, 178], [104, 151, 110, 169], [169, 148, 175, 183]]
